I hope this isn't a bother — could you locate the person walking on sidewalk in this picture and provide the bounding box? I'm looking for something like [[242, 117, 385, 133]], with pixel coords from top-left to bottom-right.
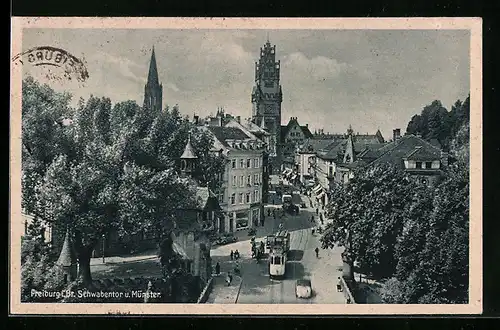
[[215, 262, 221, 275], [315, 247, 319, 258], [230, 250, 234, 261]]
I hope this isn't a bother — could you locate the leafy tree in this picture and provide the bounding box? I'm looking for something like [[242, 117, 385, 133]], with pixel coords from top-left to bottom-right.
[[405, 95, 470, 151], [22, 77, 225, 285]]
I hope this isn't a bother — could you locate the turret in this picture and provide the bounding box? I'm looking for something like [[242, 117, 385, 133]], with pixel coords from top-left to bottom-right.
[[56, 227, 78, 284], [180, 133, 198, 177]]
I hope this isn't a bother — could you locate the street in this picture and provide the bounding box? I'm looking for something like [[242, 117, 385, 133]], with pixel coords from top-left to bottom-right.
[[210, 175, 346, 304]]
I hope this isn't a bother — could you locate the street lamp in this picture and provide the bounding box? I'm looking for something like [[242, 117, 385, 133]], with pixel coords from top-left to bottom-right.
[[102, 234, 106, 264]]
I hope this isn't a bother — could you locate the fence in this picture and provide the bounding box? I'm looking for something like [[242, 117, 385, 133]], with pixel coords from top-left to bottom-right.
[[196, 277, 214, 303], [340, 276, 357, 304]]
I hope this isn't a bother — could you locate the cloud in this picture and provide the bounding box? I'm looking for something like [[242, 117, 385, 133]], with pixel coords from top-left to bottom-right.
[[91, 50, 145, 83], [283, 52, 348, 81]]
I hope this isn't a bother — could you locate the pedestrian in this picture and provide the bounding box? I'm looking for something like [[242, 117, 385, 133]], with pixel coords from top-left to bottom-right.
[[215, 262, 221, 275], [315, 247, 319, 258], [316, 208, 319, 215], [230, 250, 234, 261], [336, 277, 342, 292]]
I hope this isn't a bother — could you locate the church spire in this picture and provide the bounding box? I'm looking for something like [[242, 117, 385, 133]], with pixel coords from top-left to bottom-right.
[[143, 46, 163, 112], [146, 46, 160, 86]]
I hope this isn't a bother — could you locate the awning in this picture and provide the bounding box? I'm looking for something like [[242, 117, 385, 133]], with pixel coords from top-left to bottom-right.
[[317, 191, 326, 199], [312, 184, 322, 193]]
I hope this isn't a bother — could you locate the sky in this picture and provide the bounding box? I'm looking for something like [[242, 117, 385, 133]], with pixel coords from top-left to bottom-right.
[[21, 29, 470, 140]]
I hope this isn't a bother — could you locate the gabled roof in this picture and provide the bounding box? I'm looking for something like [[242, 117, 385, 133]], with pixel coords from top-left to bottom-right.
[[316, 141, 345, 160], [206, 126, 251, 147], [298, 138, 339, 153], [281, 117, 313, 141], [370, 135, 442, 166], [300, 126, 314, 138], [404, 146, 441, 161], [244, 119, 270, 135], [195, 186, 221, 211]]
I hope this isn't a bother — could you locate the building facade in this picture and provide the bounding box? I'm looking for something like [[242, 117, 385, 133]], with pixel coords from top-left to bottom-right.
[[251, 39, 283, 174], [203, 120, 266, 233], [281, 117, 313, 170]]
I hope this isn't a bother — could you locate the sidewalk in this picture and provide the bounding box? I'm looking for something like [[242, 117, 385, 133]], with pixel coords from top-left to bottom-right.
[[90, 250, 158, 266], [206, 272, 243, 304]]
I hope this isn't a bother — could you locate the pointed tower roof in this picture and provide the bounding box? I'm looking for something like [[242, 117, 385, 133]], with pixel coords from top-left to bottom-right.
[[343, 133, 356, 164], [146, 46, 160, 86], [181, 134, 197, 159], [56, 228, 77, 267]]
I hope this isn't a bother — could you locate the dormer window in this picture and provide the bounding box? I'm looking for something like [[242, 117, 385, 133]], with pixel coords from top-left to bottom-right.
[[425, 161, 432, 169], [416, 161, 422, 169]]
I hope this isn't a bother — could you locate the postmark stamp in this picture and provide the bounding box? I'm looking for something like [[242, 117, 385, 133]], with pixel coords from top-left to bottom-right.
[[12, 46, 89, 83]]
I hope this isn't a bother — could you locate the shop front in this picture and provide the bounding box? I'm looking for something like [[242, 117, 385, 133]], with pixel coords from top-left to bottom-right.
[[235, 210, 250, 231]]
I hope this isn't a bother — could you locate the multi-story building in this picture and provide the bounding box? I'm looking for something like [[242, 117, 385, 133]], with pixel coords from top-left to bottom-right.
[[367, 129, 449, 186], [251, 39, 283, 174], [202, 119, 266, 233], [296, 138, 341, 187], [281, 117, 313, 170]]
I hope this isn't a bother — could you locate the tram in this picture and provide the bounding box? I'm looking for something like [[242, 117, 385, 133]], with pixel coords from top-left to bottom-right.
[[267, 230, 290, 278], [269, 247, 287, 278]]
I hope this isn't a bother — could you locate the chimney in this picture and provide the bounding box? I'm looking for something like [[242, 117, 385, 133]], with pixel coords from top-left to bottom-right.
[[193, 115, 199, 125], [236, 116, 241, 124], [306, 123, 308, 128], [393, 128, 401, 141]]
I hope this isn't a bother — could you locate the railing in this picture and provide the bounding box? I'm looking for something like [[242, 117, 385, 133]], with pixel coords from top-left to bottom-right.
[[196, 277, 214, 303], [340, 276, 357, 304]]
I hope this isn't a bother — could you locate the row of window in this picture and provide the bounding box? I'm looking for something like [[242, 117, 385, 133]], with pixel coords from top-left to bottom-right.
[[231, 158, 261, 169], [228, 190, 261, 205], [415, 161, 433, 169], [232, 174, 262, 187]]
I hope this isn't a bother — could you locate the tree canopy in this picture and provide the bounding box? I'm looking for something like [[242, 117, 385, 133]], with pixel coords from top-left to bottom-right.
[[21, 76, 225, 284], [405, 95, 470, 151]]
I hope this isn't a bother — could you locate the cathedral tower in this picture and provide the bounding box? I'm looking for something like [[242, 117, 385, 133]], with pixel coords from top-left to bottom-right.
[[251, 38, 283, 172], [143, 46, 163, 112]]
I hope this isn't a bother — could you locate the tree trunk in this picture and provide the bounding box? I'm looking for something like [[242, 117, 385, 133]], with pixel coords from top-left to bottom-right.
[[76, 246, 93, 284]]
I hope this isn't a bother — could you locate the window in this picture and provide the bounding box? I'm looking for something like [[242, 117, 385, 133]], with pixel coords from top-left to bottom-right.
[[240, 175, 244, 187], [232, 176, 237, 187], [425, 162, 432, 169], [416, 161, 422, 169], [240, 159, 244, 168], [254, 158, 258, 168], [230, 193, 236, 205], [247, 175, 252, 186], [239, 193, 244, 204], [247, 159, 251, 168], [254, 190, 260, 202], [246, 193, 251, 203], [231, 159, 236, 169], [273, 256, 281, 264], [329, 167, 334, 177], [259, 174, 262, 183], [254, 174, 259, 185], [219, 190, 225, 203]]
